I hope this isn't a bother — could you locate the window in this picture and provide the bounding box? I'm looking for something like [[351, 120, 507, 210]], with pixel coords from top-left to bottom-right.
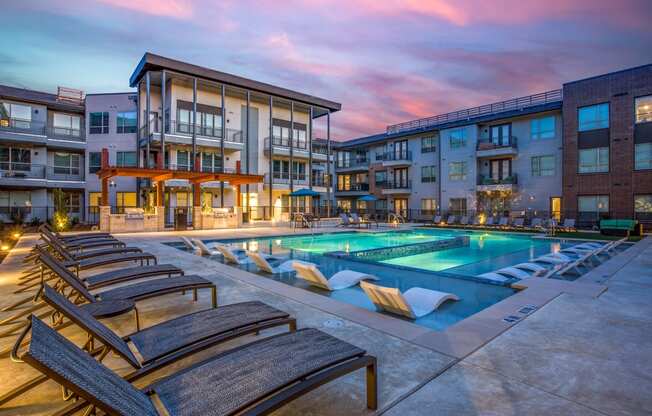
[[337, 151, 351, 168], [116, 151, 137, 167], [176, 151, 189, 170], [579, 147, 609, 173], [0, 146, 31, 171], [421, 166, 436, 182], [421, 136, 436, 153], [578, 103, 609, 131], [88, 192, 101, 207], [176, 192, 189, 207], [1, 103, 32, 128], [531, 155, 555, 177], [53, 113, 81, 137], [449, 161, 467, 181], [63, 192, 81, 214], [89, 152, 101, 173], [531, 116, 555, 140], [578, 195, 609, 213], [273, 160, 290, 179], [292, 161, 306, 180], [53, 153, 80, 175], [337, 199, 351, 211], [635, 142, 652, 170], [375, 199, 387, 211], [421, 199, 436, 214], [375, 171, 387, 184], [116, 111, 137, 133], [634, 195, 652, 220], [449, 129, 466, 149], [178, 106, 222, 137], [635, 95, 652, 124], [89, 112, 109, 134], [116, 192, 137, 208], [337, 174, 351, 191], [201, 152, 222, 173], [449, 198, 467, 215]]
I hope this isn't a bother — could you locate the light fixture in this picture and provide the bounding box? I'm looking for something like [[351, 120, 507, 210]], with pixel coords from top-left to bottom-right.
[[1, 244, 9, 251], [12, 232, 21, 239]]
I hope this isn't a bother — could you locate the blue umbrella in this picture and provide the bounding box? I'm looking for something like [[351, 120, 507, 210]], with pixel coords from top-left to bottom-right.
[[358, 194, 378, 201], [289, 188, 321, 197]]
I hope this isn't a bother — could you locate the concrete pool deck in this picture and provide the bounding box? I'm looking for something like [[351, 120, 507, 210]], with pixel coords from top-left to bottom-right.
[[0, 227, 650, 415]]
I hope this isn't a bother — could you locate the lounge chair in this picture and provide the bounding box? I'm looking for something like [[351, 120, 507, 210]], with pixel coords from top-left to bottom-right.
[[530, 218, 544, 230], [190, 238, 221, 256], [292, 262, 378, 290], [44, 237, 157, 270], [469, 216, 480, 227], [512, 218, 525, 229], [180, 236, 198, 252], [493, 267, 533, 280], [360, 281, 459, 319], [216, 244, 250, 264], [446, 215, 457, 225], [554, 251, 594, 276], [458, 216, 469, 227], [512, 262, 548, 275], [39, 225, 122, 249], [484, 217, 495, 227], [560, 218, 577, 232], [534, 253, 572, 265], [17, 316, 378, 415], [339, 213, 352, 227], [0, 285, 297, 407], [497, 217, 510, 228], [41, 233, 143, 260], [432, 215, 442, 225], [247, 251, 309, 274], [41, 222, 113, 242], [477, 272, 510, 282]]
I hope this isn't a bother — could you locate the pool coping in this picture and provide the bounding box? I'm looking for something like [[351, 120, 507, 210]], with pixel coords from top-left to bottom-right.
[[175, 239, 611, 360]]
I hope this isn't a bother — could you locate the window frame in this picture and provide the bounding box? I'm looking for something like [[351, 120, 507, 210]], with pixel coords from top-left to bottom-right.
[[578, 147, 609, 174], [635, 95, 652, 124], [116, 151, 137, 168], [421, 136, 437, 153], [578, 103, 609, 132], [89, 112, 109, 134], [448, 161, 467, 181], [116, 111, 137, 134], [449, 128, 466, 149], [421, 165, 436, 183], [531, 155, 555, 177], [634, 142, 652, 170], [530, 116, 555, 140]]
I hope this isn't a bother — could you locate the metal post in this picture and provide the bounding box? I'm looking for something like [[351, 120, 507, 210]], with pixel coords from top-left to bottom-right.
[[136, 80, 142, 169], [326, 110, 333, 216], [289, 101, 294, 215], [160, 70, 166, 169], [145, 72, 151, 169], [220, 84, 225, 206], [308, 106, 313, 191], [192, 77, 197, 170], [245, 91, 250, 214], [268, 96, 274, 218]]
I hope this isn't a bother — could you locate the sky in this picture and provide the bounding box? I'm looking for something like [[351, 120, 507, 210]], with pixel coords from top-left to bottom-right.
[[1, 0, 651, 140]]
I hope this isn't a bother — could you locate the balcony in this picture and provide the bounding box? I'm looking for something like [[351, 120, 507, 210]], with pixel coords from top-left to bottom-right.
[[0, 163, 85, 186], [311, 175, 328, 188], [381, 180, 412, 194], [0, 118, 85, 145], [476, 174, 518, 192], [375, 151, 412, 167], [46, 166, 85, 182], [476, 136, 518, 157], [267, 173, 309, 186], [335, 182, 369, 196], [0, 118, 46, 136], [140, 120, 243, 148], [46, 125, 85, 142], [335, 158, 369, 172]]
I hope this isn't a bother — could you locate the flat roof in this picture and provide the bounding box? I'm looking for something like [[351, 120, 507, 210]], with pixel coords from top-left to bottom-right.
[[129, 53, 342, 112], [0, 84, 85, 113], [563, 62, 652, 86]]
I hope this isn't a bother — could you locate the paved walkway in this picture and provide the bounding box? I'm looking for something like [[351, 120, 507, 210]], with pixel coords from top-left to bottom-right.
[[0, 228, 650, 415]]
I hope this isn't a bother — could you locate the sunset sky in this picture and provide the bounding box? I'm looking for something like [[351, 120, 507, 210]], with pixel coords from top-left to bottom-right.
[[2, 0, 651, 140]]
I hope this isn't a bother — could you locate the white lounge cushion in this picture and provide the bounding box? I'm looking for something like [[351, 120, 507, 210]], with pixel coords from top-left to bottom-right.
[[180, 237, 197, 252], [292, 262, 378, 290], [478, 272, 510, 282], [495, 267, 532, 280], [248, 251, 312, 274], [191, 238, 220, 256], [513, 262, 547, 274], [360, 281, 459, 319]]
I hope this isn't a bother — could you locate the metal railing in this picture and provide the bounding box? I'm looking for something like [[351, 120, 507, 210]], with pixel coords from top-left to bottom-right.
[[266, 173, 309, 185], [0, 118, 85, 141], [311, 175, 328, 187], [476, 136, 518, 151], [47, 125, 85, 141], [0, 163, 47, 180], [375, 151, 412, 162], [264, 136, 308, 151], [336, 183, 369, 192], [335, 158, 369, 169], [477, 174, 518, 186], [47, 166, 85, 181], [387, 89, 563, 134], [140, 119, 244, 143], [381, 180, 412, 190]]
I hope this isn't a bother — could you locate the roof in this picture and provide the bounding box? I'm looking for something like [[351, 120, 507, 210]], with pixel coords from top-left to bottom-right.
[[563, 62, 652, 86], [0, 84, 85, 113], [129, 53, 341, 112], [335, 100, 562, 149]]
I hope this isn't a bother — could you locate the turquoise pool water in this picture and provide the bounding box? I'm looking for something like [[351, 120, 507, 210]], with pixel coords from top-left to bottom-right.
[[179, 228, 576, 332]]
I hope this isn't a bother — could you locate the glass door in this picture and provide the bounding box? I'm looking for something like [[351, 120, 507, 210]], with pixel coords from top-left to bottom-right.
[[550, 197, 561, 221]]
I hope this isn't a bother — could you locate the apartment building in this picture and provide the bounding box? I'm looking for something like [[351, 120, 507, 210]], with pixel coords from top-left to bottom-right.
[[130, 53, 338, 223], [335, 90, 564, 220], [0, 85, 86, 223], [562, 64, 652, 228]]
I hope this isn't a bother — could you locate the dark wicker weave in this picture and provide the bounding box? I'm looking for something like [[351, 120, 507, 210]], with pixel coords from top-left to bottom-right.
[[23, 317, 375, 416], [128, 301, 290, 364], [84, 264, 183, 289], [77, 252, 157, 269], [97, 275, 212, 301], [65, 246, 143, 260], [24, 317, 159, 416]]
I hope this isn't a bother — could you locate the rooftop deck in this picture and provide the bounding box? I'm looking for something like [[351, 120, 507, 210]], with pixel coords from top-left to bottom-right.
[[0, 228, 650, 415]]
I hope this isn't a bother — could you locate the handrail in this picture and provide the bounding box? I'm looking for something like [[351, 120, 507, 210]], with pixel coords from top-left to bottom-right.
[[387, 89, 562, 134]]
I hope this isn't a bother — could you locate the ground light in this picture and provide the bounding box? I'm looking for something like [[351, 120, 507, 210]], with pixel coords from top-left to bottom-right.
[[12, 232, 21, 239], [1, 243, 9, 251]]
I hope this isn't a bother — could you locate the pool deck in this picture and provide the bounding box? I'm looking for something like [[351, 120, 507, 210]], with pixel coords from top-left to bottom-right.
[[0, 226, 650, 415]]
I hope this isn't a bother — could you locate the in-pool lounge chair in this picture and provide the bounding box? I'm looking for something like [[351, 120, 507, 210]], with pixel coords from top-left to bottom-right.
[[191, 238, 223, 256], [1, 285, 297, 406], [477, 272, 510, 282], [247, 251, 306, 274], [216, 244, 249, 265], [292, 263, 378, 291], [360, 281, 459, 319], [492, 267, 534, 280], [180, 236, 198, 252], [17, 316, 378, 415]]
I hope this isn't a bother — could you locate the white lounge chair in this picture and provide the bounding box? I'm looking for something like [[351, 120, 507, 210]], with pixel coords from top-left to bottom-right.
[[247, 251, 311, 274], [360, 281, 459, 319], [513, 262, 548, 275], [216, 245, 250, 265], [535, 252, 574, 265], [555, 251, 594, 276], [180, 236, 198, 253], [191, 238, 221, 256], [433, 215, 442, 224], [477, 272, 510, 282], [494, 267, 533, 280], [292, 262, 378, 291]]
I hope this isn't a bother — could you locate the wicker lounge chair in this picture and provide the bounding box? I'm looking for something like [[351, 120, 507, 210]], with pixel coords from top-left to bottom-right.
[[45, 238, 157, 270], [42, 222, 113, 242], [360, 281, 459, 319], [17, 316, 378, 415], [0, 285, 296, 406], [293, 263, 378, 290]]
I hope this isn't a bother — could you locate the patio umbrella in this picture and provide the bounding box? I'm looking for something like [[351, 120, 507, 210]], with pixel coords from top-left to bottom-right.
[[289, 188, 321, 215], [358, 194, 377, 201]]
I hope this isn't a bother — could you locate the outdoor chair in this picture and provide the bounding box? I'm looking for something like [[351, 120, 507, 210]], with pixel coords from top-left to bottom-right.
[[246, 251, 313, 274], [512, 218, 525, 229], [0, 285, 296, 407], [432, 215, 442, 225], [458, 216, 469, 226], [16, 316, 378, 415], [44, 237, 158, 271], [360, 281, 459, 319], [292, 262, 378, 291], [560, 218, 577, 232], [41, 222, 113, 242], [446, 215, 457, 225]]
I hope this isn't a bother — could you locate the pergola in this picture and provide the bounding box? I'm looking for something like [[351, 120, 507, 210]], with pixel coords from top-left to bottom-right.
[[96, 149, 263, 208]]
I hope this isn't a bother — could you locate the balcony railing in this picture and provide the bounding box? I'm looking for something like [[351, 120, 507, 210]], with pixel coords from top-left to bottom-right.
[[140, 120, 244, 143], [387, 89, 562, 134], [477, 174, 518, 185], [311, 175, 328, 187], [381, 180, 412, 190], [312, 145, 328, 155], [336, 158, 368, 169], [476, 136, 518, 151], [269, 173, 309, 184], [336, 183, 369, 192], [0, 118, 85, 141], [0, 163, 84, 181], [264, 136, 308, 151], [375, 151, 412, 162]]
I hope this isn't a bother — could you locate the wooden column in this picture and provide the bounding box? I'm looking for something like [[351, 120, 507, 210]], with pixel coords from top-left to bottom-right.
[[156, 180, 164, 207], [101, 177, 109, 206]]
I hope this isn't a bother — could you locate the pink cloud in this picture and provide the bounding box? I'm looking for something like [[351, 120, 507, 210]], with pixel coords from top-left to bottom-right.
[[96, 0, 193, 18]]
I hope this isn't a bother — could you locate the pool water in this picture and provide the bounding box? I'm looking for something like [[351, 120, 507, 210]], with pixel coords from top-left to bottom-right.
[[186, 228, 579, 332]]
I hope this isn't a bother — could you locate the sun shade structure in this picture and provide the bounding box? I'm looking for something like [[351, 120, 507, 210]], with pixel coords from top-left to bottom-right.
[[289, 188, 321, 197], [358, 195, 378, 202]]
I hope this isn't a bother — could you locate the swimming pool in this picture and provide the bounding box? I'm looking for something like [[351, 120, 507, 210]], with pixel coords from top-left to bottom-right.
[[176, 228, 580, 331]]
